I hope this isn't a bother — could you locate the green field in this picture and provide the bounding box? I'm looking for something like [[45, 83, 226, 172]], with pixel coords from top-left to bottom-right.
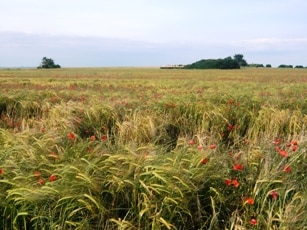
[[0, 68, 306, 229]]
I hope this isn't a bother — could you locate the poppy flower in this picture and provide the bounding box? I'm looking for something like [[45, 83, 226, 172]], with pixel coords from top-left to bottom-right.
[[67, 132, 75, 141], [283, 166, 291, 173], [250, 218, 257, 225], [101, 135, 107, 141], [209, 144, 216, 149], [227, 124, 234, 131], [49, 174, 57, 182], [201, 158, 208, 165], [225, 179, 232, 186], [292, 145, 298, 152], [270, 190, 279, 200], [233, 164, 243, 171], [38, 178, 45, 185], [197, 145, 203, 150], [246, 198, 254, 205], [278, 149, 288, 158], [33, 171, 41, 178], [90, 135, 96, 141], [189, 140, 195, 145], [291, 140, 298, 146], [232, 179, 240, 187], [272, 138, 281, 145], [0, 168, 3, 175]]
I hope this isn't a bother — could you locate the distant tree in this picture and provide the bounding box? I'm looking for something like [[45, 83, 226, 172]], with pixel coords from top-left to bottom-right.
[[248, 64, 264, 68], [219, 57, 240, 69], [295, 65, 304, 68], [278, 64, 293, 68], [38, 57, 61, 69], [233, 54, 248, 67], [266, 64, 272, 68], [183, 57, 240, 69]]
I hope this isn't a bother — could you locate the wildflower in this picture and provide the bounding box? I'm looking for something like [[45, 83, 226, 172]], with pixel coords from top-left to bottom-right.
[[201, 158, 208, 165], [232, 179, 240, 187], [291, 140, 298, 146], [38, 178, 45, 185], [283, 165, 291, 173], [209, 144, 216, 149], [227, 124, 234, 131], [244, 197, 255, 205], [278, 149, 288, 158], [197, 145, 203, 150], [189, 140, 195, 145], [270, 190, 279, 200], [225, 179, 232, 186], [49, 174, 57, 182], [233, 164, 243, 171], [90, 135, 96, 141], [101, 135, 107, 141], [68, 132, 75, 141], [272, 138, 281, 145], [0, 168, 3, 175], [292, 145, 298, 152], [250, 218, 257, 225], [33, 171, 41, 178]]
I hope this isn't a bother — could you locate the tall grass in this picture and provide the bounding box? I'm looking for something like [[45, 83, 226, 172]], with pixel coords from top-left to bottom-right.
[[0, 68, 306, 229]]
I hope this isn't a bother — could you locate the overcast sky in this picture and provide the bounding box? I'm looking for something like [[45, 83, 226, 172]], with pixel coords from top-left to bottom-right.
[[1, 0, 307, 67]]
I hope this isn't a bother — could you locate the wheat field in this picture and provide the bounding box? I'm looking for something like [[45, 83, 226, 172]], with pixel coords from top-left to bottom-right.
[[0, 67, 306, 229]]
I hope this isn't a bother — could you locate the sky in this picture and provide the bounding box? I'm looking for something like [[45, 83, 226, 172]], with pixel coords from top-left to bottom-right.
[[1, 0, 307, 67]]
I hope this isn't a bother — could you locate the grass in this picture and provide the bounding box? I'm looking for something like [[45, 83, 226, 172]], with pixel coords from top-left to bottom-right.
[[0, 67, 306, 229]]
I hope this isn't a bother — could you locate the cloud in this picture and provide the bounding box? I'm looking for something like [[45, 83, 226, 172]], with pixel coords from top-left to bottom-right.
[[236, 38, 307, 51]]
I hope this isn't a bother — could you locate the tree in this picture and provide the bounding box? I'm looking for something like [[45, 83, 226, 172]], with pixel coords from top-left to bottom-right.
[[266, 64, 272, 68], [233, 54, 248, 67], [38, 57, 61, 69], [183, 57, 240, 69], [278, 64, 293, 68]]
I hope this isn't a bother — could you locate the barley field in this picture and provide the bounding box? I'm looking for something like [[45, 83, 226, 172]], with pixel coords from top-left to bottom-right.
[[0, 67, 306, 229]]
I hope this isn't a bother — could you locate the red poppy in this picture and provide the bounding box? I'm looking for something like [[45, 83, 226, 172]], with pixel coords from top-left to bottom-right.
[[283, 166, 291, 173], [101, 135, 107, 141], [209, 144, 216, 149], [0, 168, 3, 175], [90, 135, 96, 141], [250, 218, 257, 225], [67, 132, 75, 141], [38, 178, 45, 185], [224, 179, 232, 186], [33, 171, 41, 178], [49, 174, 57, 182], [189, 140, 195, 145], [278, 149, 288, 158], [270, 190, 279, 200], [273, 138, 281, 145], [233, 164, 243, 171], [227, 124, 234, 131], [201, 158, 208, 165], [244, 197, 255, 205], [197, 145, 203, 150], [291, 140, 298, 146], [232, 179, 240, 187], [292, 145, 298, 152]]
